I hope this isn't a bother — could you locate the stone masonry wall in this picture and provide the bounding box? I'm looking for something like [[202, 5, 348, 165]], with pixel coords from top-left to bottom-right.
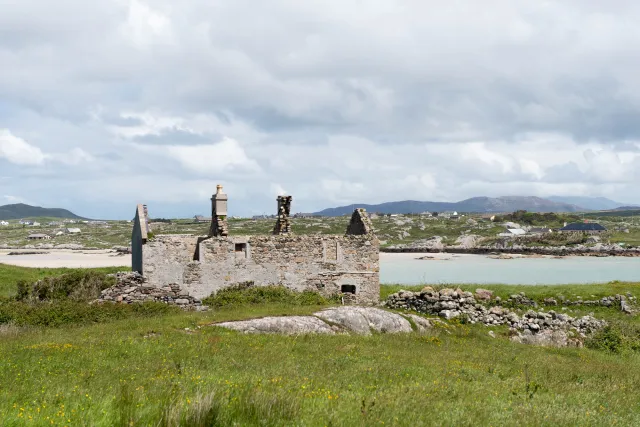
[[141, 234, 380, 304]]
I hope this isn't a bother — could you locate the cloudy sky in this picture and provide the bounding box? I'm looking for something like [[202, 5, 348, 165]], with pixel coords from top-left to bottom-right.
[[1, 0, 640, 219]]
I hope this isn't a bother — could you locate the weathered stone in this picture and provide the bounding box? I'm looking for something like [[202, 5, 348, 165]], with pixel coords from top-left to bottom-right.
[[439, 310, 460, 320], [510, 330, 582, 348], [315, 307, 412, 335], [217, 316, 335, 335], [475, 289, 493, 301], [404, 314, 433, 333]]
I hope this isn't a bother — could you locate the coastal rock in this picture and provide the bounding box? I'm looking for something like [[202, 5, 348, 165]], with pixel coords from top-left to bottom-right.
[[217, 316, 336, 335], [216, 307, 415, 335], [403, 314, 434, 333], [315, 307, 412, 335]]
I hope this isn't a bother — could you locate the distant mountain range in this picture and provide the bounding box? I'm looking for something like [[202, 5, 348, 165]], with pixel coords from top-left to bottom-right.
[[0, 203, 85, 220], [546, 196, 636, 211], [314, 196, 635, 216]]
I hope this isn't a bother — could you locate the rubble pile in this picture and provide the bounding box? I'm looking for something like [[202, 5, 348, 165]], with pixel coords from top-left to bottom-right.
[[95, 272, 207, 310]]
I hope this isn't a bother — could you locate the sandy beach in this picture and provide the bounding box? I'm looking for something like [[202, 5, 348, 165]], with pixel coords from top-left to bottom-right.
[[0, 249, 131, 268]]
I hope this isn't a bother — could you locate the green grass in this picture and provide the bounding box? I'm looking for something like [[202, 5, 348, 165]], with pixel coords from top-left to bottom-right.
[[5, 268, 640, 424], [3, 303, 640, 425]]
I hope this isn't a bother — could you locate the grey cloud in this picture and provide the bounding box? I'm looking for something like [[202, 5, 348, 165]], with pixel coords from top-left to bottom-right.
[[2, 0, 640, 217], [133, 129, 219, 146]]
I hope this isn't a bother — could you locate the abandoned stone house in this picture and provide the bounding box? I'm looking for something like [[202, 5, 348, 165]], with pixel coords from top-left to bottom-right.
[[131, 186, 380, 304]]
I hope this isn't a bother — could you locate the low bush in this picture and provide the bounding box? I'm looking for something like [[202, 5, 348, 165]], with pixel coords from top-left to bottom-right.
[[15, 270, 116, 303], [202, 282, 333, 308], [586, 322, 640, 354], [0, 301, 178, 327]]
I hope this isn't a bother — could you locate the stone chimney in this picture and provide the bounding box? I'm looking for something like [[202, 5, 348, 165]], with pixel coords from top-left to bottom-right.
[[272, 195, 292, 235], [209, 184, 229, 237]]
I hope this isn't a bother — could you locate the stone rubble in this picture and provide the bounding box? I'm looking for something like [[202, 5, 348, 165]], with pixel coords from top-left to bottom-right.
[[94, 272, 207, 310], [385, 287, 607, 336]]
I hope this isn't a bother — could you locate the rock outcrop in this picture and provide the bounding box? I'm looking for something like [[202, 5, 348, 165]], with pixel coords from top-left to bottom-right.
[[215, 307, 426, 336], [315, 307, 412, 335], [217, 316, 335, 335]]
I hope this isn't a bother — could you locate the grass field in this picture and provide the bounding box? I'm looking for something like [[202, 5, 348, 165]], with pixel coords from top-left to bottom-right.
[[3, 265, 640, 425]]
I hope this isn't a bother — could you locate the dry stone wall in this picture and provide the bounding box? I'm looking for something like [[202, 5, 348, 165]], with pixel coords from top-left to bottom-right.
[[386, 288, 606, 336]]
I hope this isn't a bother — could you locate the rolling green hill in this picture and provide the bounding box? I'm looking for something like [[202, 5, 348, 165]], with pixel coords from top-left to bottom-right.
[[0, 203, 85, 220]]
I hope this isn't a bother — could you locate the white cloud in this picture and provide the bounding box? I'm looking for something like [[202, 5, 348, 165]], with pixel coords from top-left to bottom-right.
[[3, 195, 29, 204], [161, 137, 260, 174], [270, 183, 288, 197], [0, 129, 46, 165]]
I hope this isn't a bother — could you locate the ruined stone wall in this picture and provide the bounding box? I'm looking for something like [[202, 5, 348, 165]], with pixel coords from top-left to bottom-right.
[[141, 234, 379, 304], [131, 204, 149, 274]]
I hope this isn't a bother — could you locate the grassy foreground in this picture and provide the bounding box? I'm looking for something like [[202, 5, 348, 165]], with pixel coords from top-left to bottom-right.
[[3, 269, 640, 425]]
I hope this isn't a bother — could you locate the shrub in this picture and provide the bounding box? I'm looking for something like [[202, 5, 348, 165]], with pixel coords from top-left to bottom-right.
[[15, 271, 116, 303], [202, 283, 331, 308], [586, 326, 624, 353], [0, 301, 178, 327], [585, 321, 640, 354]]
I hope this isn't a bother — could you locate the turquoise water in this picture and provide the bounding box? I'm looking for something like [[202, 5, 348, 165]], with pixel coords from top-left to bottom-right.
[[380, 253, 640, 285]]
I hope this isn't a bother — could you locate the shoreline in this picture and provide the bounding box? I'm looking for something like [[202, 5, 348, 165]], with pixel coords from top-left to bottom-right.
[[381, 246, 640, 257], [0, 249, 131, 268]]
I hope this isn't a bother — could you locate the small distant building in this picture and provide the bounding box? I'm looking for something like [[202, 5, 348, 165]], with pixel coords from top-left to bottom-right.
[[48, 221, 62, 226], [559, 222, 607, 234], [498, 228, 527, 237], [27, 234, 51, 240], [32, 222, 40, 227], [55, 231, 65, 236], [0, 220, 8, 226], [194, 215, 211, 223], [529, 227, 552, 234], [65, 228, 82, 234], [441, 211, 459, 219]]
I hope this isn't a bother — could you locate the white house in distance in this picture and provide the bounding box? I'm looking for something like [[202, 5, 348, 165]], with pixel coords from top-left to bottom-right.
[[498, 228, 527, 237], [27, 233, 51, 240], [0, 220, 8, 226], [65, 227, 82, 234]]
